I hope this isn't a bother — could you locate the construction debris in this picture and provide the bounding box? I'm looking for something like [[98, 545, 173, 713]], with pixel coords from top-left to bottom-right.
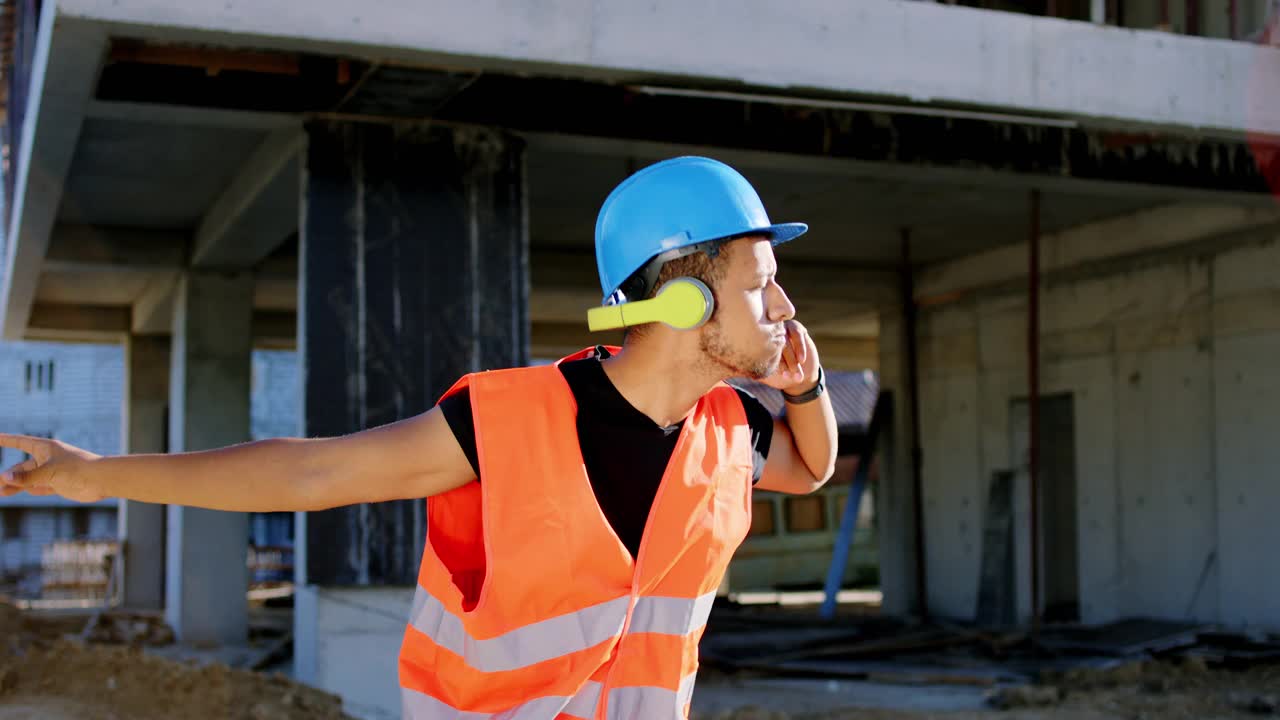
[[984, 684, 1064, 709], [695, 601, 1280, 719], [0, 600, 355, 720], [1035, 618, 1206, 656], [79, 609, 176, 646], [1226, 691, 1279, 715]]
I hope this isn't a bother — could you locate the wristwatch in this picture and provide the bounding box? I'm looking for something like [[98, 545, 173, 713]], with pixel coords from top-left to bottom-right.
[[782, 366, 825, 405]]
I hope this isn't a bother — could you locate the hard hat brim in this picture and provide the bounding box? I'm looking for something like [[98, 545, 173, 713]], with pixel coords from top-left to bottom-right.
[[763, 222, 808, 245]]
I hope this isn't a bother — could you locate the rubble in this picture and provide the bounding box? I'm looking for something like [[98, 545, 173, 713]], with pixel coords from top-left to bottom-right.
[[984, 685, 1064, 709], [0, 600, 355, 720]]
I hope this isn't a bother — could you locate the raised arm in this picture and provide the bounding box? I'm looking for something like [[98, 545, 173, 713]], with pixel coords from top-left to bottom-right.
[[0, 406, 476, 511], [755, 320, 838, 494]]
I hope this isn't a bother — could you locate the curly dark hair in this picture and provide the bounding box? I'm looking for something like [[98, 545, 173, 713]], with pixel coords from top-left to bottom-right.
[[623, 242, 734, 342]]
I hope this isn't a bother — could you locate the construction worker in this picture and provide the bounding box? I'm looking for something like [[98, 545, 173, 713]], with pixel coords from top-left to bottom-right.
[[0, 156, 837, 719]]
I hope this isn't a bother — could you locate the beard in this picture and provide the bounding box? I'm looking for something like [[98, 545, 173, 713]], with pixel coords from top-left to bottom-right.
[[700, 320, 781, 380]]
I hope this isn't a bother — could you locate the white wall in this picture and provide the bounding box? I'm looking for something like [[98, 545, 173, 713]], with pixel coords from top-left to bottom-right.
[[295, 586, 412, 720], [909, 231, 1280, 630], [0, 340, 122, 469], [251, 349, 299, 440], [0, 341, 123, 588]]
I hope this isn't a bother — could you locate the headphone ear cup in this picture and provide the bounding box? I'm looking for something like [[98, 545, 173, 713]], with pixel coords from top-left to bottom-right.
[[584, 276, 714, 331], [665, 277, 714, 330]]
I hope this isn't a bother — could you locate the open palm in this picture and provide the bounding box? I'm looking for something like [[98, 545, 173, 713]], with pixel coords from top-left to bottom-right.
[[0, 434, 102, 502]]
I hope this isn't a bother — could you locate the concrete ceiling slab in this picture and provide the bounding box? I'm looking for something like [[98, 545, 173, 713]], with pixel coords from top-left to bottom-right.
[[57, 117, 269, 228], [526, 145, 1165, 266]]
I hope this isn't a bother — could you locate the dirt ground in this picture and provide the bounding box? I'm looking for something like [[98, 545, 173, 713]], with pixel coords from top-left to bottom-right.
[[695, 657, 1280, 720], [5, 599, 1277, 720], [0, 601, 355, 720]]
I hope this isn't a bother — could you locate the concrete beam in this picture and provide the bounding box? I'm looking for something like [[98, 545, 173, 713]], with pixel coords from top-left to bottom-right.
[[525, 132, 1274, 207], [26, 303, 130, 343], [52, 0, 1280, 139], [39, 231, 898, 320], [27, 299, 295, 348], [131, 272, 181, 335], [916, 204, 1280, 303], [44, 224, 188, 272], [191, 127, 305, 268], [23, 299, 875, 369], [85, 99, 298, 131], [1, 16, 107, 339]]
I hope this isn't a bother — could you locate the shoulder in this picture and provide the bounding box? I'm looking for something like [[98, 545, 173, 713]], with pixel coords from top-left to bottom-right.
[[464, 363, 561, 395], [730, 385, 775, 428]]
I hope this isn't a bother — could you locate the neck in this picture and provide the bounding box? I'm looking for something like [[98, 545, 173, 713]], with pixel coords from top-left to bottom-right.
[[600, 334, 725, 427]]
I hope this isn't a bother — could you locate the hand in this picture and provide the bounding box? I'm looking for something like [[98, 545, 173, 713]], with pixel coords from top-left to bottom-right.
[[760, 320, 821, 395], [0, 434, 104, 503]]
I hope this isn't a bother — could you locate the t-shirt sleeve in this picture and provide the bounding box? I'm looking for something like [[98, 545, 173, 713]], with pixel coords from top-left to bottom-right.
[[438, 387, 481, 479], [732, 387, 775, 485]]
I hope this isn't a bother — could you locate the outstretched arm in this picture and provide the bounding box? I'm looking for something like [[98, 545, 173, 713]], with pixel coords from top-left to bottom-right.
[[0, 407, 476, 511]]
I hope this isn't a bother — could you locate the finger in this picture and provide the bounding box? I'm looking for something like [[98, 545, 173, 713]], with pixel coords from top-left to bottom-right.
[[778, 340, 798, 381], [0, 433, 38, 455], [784, 319, 813, 371], [785, 323, 806, 371], [780, 339, 798, 376], [1, 458, 40, 486]]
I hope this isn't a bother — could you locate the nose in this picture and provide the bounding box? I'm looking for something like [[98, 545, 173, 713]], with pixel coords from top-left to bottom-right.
[[767, 280, 796, 323]]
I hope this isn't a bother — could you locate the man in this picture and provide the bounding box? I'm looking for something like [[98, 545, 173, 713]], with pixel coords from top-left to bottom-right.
[[1, 156, 837, 719]]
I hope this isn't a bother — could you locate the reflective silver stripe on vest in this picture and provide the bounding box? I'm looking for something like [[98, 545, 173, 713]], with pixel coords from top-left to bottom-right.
[[402, 681, 603, 720], [628, 591, 717, 636], [606, 673, 698, 719], [409, 588, 629, 672]]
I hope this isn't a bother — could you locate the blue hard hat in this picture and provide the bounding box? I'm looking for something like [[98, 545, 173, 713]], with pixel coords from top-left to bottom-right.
[[594, 157, 808, 304]]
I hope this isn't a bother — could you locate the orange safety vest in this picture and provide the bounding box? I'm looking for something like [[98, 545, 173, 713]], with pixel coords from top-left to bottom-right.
[[399, 348, 754, 719]]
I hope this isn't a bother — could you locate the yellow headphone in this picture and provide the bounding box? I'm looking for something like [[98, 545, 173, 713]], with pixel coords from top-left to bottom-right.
[[587, 278, 714, 332]]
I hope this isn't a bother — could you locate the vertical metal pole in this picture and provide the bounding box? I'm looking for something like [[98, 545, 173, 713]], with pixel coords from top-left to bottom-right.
[[820, 468, 868, 620], [820, 405, 882, 620], [1028, 190, 1042, 638], [1090, 0, 1106, 23], [902, 229, 928, 621], [1229, 0, 1238, 38]]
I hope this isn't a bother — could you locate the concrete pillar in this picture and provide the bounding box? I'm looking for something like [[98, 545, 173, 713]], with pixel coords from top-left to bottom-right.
[[876, 306, 924, 618], [294, 122, 528, 709], [117, 335, 169, 610], [166, 271, 253, 646]]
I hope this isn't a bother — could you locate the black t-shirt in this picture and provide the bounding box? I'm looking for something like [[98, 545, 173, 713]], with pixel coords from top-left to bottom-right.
[[439, 350, 775, 559]]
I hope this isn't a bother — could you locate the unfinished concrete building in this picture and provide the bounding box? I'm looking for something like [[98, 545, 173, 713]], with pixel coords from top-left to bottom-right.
[[0, 0, 1277, 717]]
